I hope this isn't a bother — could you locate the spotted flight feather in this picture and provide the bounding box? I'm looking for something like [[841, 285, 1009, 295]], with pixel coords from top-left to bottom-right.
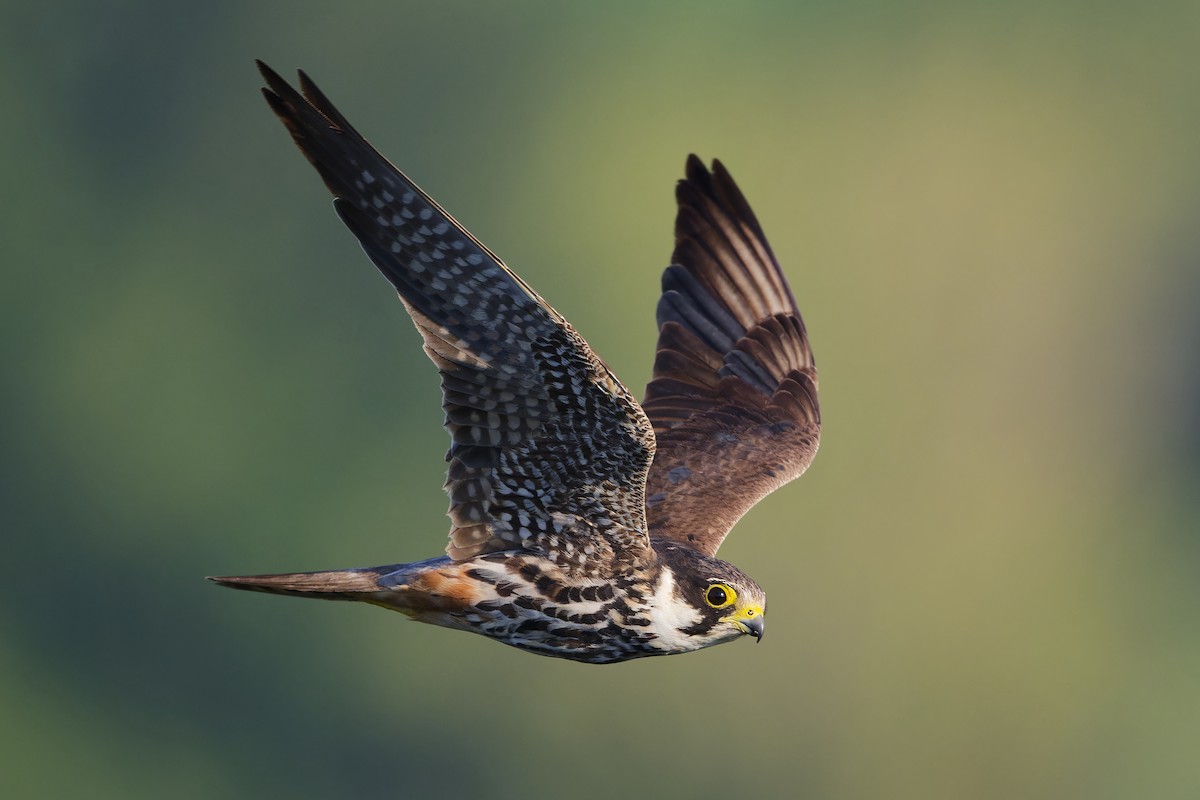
[[257, 61, 655, 574]]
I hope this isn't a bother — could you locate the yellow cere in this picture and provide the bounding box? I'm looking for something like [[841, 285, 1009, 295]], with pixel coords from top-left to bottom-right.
[[726, 605, 763, 624]]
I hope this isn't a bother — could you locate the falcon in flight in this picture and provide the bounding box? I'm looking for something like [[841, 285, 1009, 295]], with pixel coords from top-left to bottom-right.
[[211, 62, 821, 664]]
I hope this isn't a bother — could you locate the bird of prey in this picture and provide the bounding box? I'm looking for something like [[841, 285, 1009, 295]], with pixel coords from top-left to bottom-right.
[[210, 62, 821, 664]]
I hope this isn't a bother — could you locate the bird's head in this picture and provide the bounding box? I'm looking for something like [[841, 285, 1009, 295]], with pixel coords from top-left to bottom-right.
[[694, 572, 766, 643], [651, 540, 766, 649]]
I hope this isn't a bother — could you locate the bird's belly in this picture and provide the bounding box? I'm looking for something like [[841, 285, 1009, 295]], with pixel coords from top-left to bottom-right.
[[461, 610, 660, 664], [377, 555, 660, 663], [374, 554, 720, 663]]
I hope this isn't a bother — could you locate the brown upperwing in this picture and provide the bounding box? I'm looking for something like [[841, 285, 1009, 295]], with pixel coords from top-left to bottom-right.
[[642, 156, 820, 557]]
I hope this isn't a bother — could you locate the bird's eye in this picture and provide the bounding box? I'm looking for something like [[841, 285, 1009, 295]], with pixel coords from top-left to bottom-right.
[[705, 583, 737, 608]]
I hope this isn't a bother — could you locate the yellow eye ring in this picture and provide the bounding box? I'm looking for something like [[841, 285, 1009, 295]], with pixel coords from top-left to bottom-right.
[[704, 583, 737, 609]]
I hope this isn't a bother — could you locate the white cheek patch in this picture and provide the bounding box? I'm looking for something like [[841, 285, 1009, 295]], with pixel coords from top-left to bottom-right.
[[645, 568, 705, 652]]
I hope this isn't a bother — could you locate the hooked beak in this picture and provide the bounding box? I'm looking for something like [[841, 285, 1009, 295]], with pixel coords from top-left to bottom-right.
[[723, 606, 765, 642], [742, 614, 765, 642]]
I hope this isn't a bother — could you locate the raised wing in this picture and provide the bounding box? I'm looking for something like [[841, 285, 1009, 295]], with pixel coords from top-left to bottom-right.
[[258, 63, 654, 574], [642, 156, 820, 557]]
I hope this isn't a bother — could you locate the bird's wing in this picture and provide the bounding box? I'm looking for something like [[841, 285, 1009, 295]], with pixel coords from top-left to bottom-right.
[[259, 63, 655, 574], [641, 156, 820, 558]]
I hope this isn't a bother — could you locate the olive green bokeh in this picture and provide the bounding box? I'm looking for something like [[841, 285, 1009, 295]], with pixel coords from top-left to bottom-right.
[[3, 2, 1199, 798]]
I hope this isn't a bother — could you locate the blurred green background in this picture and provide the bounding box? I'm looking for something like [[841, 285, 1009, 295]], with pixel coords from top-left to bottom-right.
[[4, 1, 1199, 798]]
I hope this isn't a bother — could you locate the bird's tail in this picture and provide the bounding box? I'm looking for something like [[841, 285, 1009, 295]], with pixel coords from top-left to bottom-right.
[[207, 556, 477, 622], [207, 564, 406, 600]]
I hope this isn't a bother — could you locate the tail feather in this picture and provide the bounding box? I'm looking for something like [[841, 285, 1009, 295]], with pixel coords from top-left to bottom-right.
[[208, 556, 480, 629], [207, 565, 405, 600]]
